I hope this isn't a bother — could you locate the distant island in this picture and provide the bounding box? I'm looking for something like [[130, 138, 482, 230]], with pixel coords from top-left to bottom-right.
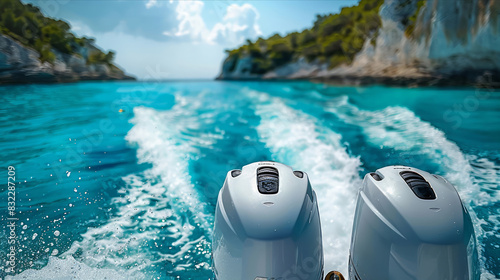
[[0, 0, 134, 84], [217, 0, 500, 87]]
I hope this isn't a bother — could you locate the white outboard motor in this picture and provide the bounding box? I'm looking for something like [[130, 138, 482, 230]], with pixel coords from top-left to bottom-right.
[[349, 165, 479, 280], [212, 161, 324, 280]]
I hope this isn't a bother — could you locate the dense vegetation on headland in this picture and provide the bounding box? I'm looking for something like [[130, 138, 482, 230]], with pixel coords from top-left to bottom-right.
[[223, 0, 384, 75], [0, 0, 115, 66]]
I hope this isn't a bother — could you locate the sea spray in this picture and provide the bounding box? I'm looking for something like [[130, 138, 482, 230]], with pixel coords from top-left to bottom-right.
[[61, 94, 216, 277]]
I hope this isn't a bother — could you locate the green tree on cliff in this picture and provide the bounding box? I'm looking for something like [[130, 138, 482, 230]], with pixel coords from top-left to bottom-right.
[[224, 0, 384, 74], [0, 0, 115, 65]]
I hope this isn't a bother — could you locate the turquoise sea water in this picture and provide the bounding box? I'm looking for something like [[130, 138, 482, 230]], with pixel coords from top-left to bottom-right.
[[0, 81, 499, 279]]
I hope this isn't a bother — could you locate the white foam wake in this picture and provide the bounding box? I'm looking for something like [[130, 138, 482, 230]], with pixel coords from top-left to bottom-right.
[[59, 94, 218, 277], [251, 91, 362, 275], [7, 256, 140, 280], [327, 96, 500, 279]]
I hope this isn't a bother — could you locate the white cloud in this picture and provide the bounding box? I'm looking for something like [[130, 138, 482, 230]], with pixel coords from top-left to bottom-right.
[[164, 1, 261, 46], [145, 0, 157, 9], [68, 20, 95, 38], [208, 3, 262, 45], [173, 1, 208, 39]]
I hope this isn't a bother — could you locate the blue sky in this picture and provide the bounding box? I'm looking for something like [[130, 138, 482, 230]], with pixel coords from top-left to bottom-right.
[[24, 0, 359, 79]]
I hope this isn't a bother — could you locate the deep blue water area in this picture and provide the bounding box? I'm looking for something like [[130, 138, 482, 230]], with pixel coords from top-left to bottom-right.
[[1, 81, 499, 279]]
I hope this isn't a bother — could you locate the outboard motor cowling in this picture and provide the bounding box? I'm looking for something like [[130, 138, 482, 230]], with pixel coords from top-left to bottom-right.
[[212, 161, 324, 280], [349, 165, 479, 280]]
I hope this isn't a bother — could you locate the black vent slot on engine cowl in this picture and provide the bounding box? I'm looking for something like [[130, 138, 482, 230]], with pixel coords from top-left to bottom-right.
[[400, 171, 436, 200], [231, 170, 242, 177], [293, 171, 304, 178], [370, 172, 382, 181], [257, 167, 279, 194]]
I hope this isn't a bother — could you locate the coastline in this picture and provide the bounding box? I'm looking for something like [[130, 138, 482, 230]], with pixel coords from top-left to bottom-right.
[[0, 34, 135, 86], [0, 72, 135, 85], [216, 0, 500, 90], [216, 72, 500, 89], [3, 74, 497, 88]]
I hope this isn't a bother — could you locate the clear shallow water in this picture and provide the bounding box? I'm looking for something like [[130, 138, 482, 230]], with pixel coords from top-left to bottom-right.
[[0, 81, 499, 279]]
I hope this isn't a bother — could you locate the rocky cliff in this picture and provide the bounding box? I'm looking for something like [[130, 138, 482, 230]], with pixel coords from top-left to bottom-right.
[[218, 0, 500, 86], [0, 34, 134, 84], [0, 0, 134, 84]]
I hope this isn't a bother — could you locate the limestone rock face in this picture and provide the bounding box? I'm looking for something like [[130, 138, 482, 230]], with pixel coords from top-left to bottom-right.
[[0, 34, 43, 71], [218, 0, 500, 86], [0, 34, 134, 84], [349, 0, 500, 77]]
